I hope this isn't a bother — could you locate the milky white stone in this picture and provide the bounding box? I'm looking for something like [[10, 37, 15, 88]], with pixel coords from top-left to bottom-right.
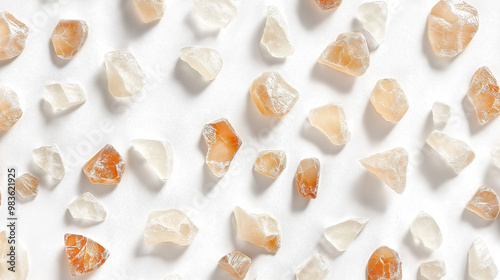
[[104, 50, 147, 97], [469, 237, 498, 280], [491, 146, 500, 169], [144, 209, 198, 246], [309, 102, 351, 146], [0, 231, 28, 280], [432, 102, 451, 124], [358, 1, 388, 46], [323, 218, 369, 251], [360, 147, 408, 194], [0, 86, 23, 130], [261, 6, 294, 58], [68, 192, 107, 222], [43, 83, 86, 111], [194, 0, 237, 28], [410, 211, 442, 250], [132, 139, 173, 180], [296, 254, 330, 280], [420, 259, 447, 280], [234, 206, 281, 253], [250, 71, 299, 117], [164, 275, 182, 280], [426, 130, 475, 174], [33, 145, 65, 180], [179, 47, 222, 80]]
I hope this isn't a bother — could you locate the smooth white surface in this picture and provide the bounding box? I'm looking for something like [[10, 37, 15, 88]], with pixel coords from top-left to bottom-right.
[[0, 0, 500, 279]]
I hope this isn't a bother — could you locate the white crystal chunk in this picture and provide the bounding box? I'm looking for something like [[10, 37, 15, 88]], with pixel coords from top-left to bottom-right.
[[420, 259, 446, 280], [261, 6, 294, 58], [104, 50, 147, 97], [469, 237, 498, 280], [0, 231, 29, 280], [432, 102, 451, 124], [179, 47, 222, 80], [33, 145, 65, 180], [234, 206, 281, 253], [360, 147, 408, 194], [68, 192, 107, 222], [132, 139, 173, 180], [194, 0, 237, 28], [43, 83, 87, 111], [410, 211, 442, 250], [426, 130, 475, 174], [323, 218, 369, 251], [358, 1, 388, 46], [296, 254, 330, 280], [144, 209, 198, 246]]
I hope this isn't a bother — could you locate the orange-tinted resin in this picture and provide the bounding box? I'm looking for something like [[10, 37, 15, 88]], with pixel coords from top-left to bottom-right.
[[64, 233, 109, 276], [83, 144, 126, 185]]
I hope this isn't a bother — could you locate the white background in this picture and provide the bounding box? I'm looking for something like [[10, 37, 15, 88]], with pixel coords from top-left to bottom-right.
[[1, 0, 500, 279]]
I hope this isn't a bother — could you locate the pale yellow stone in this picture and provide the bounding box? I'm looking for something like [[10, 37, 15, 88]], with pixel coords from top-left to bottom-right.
[[15, 173, 39, 198], [104, 50, 147, 97], [296, 254, 330, 280], [370, 79, 409, 123], [234, 206, 281, 253], [309, 102, 351, 146], [250, 72, 299, 117], [0, 86, 22, 130], [261, 6, 294, 58], [466, 186, 499, 221], [360, 147, 408, 194], [179, 47, 222, 80], [134, 0, 166, 23], [467, 66, 500, 125], [0, 12, 29, 61], [426, 130, 475, 174], [218, 251, 251, 279], [144, 209, 198, 246], [254, 150, 286, 179]]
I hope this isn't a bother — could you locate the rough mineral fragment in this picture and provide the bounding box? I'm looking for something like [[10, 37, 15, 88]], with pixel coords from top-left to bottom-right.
[[202, 118, 241, 177], [144, 209, 198, 246], [317, 32, 370, 76], [0, 86, 22, 130], [367, 246, 402, 280], [468, 237, 498, 280], [467, 67, 500, 125], [358, 1, 388, 46], [68, 192, 107, 222], [261, 6, 294, 58], [134, 0, 166, 23], [491, 147, 500, 169], [164, 275, 183, 280], [43, 83, 86, 111], [218, 251, 251, 279], [360, 147, 408, 194], [194, 0, 237, 28], [309, 102, 351, 146], [466, 186, 500, 221], [410, 211, 442, 250], [296, 254, 330, 280], [83, 144, 126, 185], [314, 0, 342, 10], [0, 231, 29, 280], [179, 47, 222, 80], [254, 150, 286, 179], [33, 145, 65, 180], [15, 173, 39, 198], [428, 0, 479, 58], [64, 234, 109, 276], [234, 206, 281, 253], [426, 130, 475, 174], [0, 12, 29, 61], [370, 79, 409, 123], [104, 50, 147, 97], [295, 158, 320, 199], [250, 72, 299, 117], [323, 218, 369, 251], [51, 20, 88, 60], [432, 102, 451, 124], [420, 260, 446, 280], [132, 139, 173, 180]]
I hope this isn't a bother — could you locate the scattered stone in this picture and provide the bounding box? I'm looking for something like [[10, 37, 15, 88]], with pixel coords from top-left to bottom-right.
[[314, 0, 342, 10], [194, 0, 237, 28], [250, 71, 299, 117], [51, 20, 88, 59], [466, 186, 499, 221], [132, 139, 173, 180], [318, 32, 370, 76], [491, 147, 500, 169], [367, 246, 402, 280], [254, 150, 287, 179], [0, 231, 29, 280], [426, 130, 475, 174], [309, 102, 351, 145], [15, 173, 39, 198], [0, 86, 23, 130], [33, 145, 65, 180], [468, 237, 498, 280], [104, 50, 147, 97], [144, 209, 198, 246], [360, 147, 408, 194], [218, 251, 251, 279], [83, 144, 126, 185], [134, 0, 166, 23], [467, 66, 500, 125], [261, 6, 294, 58], [179, 47, 222, 80], [432, 102, 451, 125], [295, 158, 320, 199], [43, 83, 86, 111], [420, 259, 447, 280], [68, 192, 107, 222], [64, 234, 109, 276], [358, 1, 388, 46], [234, 206, 281, 253], [370, 79, 409, 123], [296, 254, 330, 280], [0, 12, 29, 61], [410, 211, 442, 250], [323, 218, 369, 251]]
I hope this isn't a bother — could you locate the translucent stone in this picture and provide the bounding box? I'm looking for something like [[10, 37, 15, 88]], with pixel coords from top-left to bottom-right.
[[0, 231, 29, 280], [360, 147, 408, 194], [370, 79, 409, 123], [64, 234, 109, 276], [51, 20, 88, 60], [143, 209, 198, 246], [0, 86, 23, 130], [432, 102, 451, 124], [467, 66, 500, 125], [426, 130, 475, 174], [323, 218, 369, 251], [67, 192, 107, 222], [250, 72, 299, 117], [358, 1, 388, 46], [468, 237, 498, 280], [179, 47, 222, 80], [43, 83, 86, 111], [0, 12, 29, 61], [218, 250, 251, 280], [202, 118, 242, 177], [295, 158, 320, 199], [317, 32, 370, 76], [254, 150, 287, 179], [164, 275, 183, 280], [104, 50, 147, 97], [314, 0, 342, 10], [234, 206, 281, 253], [491, 147, 500, 169], [296, 254, 330, 280], [134, 0, 166, 23], [260, 6, 294, 58], [428, 0, 479, 58], [33, 145, 65, 180], [15, 173, 39, 198], [83, 144, 126, 185], [132, 139, 173, 180], [194, 0, 237, 28], [410, 211, 442, 250], [309, 102, 351, 146], [367, 246, 402, 280], [420, 260, 447, 280], [466, 186, 499, 221]]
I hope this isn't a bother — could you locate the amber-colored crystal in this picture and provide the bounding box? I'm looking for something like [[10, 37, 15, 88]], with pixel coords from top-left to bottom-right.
[[0, 12, 29, 61], [15, 173, 39, 198], [295, 158, 320, 199], [466, 186, 500, 221], [51, 20, 88, 60], [467, 66, 500, 125], [83, 144, 126, 185], [309, 102, 351, 146], [318, 32, 370, 76], [64, 234, 109, 276], [218, 251, 251, 279], [367, 246, 402, 280], [370, 79, 409, 124], [250, 72, 299, 118], [134, 0, 166, 23], [254, 150, 286, 179], [314, 0, 342, 10]]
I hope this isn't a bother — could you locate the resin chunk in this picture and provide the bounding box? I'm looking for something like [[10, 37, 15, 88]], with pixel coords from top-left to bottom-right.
[[43, 83, 86, 111], [0, 231, 28, 280], [15, 173, 39, 198], [428, 0, 479, 58], [367, 246, 402, 280], [64, 234, 109, 276], [296, 254, 330, 280], [468, 237, 498, 280], [234, 206, 281, 253], [420, 260, 446, 280], [202, 118, 242, 177], [309, 102, 351, 146], [261, 6, 294, 58], [410, 211, 442, 250], [68, 192, 107, 222], [432, 102, 451, 124], [254, 150, 286, 179], [104, 50, 147, 97], [318, 32, 370, 76], [370, 79, 409, 123], [51, 20, 88, 60], [144, 209, 198, 246], [33, 145, 65, 180], [250, 72, 299, 117], [360, 147, 408, 194], [132, 139, 173, 180], [83, 144, 126, 185], [295, 158, 320, 199], [358, 1, 388, 46], [194, 0, 237, 28], [426, 130, 475, 174], [491, 147, 500, 169], [467, 67, 500, 125], [466, 186, 499, 221], [218, 251, 251, 279], [0, 86, 22, 130], [323, 218, 369, 251], [179, 47, 222, 80], [134, 0, 166, 23], [314, 0, 342, 10], [0, 12, 28, 61]]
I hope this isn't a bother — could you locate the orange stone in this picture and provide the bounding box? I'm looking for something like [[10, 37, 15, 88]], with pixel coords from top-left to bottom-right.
[[370, 79, 409, 123], [318, 32, 370, 76], [218, 250, 251, 279], [15, 173, 39, 198], [295, 158, 320, 199], [467, 66, 500, 125], [134, 0, 166, 23], [64, 233, 109, 276], [466, 186, 500, 221], [314, 0, 342, 10], [83, 144, 126, 185], [254, 150, 287, 179], [51, 20, 88, 60], [367, 246, 402, 280], [0, 12, 29, 61]]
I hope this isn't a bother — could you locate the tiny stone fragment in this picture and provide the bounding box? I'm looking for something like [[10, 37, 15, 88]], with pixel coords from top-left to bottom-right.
[[234, 206, 281, 253], [367, 246, 402, 280], [295, 158, 320, 199], [33, 145, 65, 180], [360, 147, 408, 194], [296, 254, 330, 280], [218, 250, 251, 279], [144, 209, 198, 246], [194, 0, 237, 28], [467, 66, 500, 125], [358, 1, 388, 46], [318, 32, 370, 76], [64, 234, 109, 276], [370, 79, 409, 123], [261, 6, 294, 58], [314, 0, 342, 10], [323, 218, 369, 251], [105, 50, 147, 97], [179, 47, 222, 80], [250, 72, 299, 117], [309, 102, 351, 146], [0, 86, 23, 130], [0, 12, 29, 61], [426, 130, 475, 174], [134, 0, 166, 23], [432, 102, 451, 125], [83, 144, 126, 185], [468, 237, 498, 280], [0, 231, 29, 280], [254, 150, 287, 179], [132, 139, 173, 180], [43, 83, 86, 111], [51, 20, 88, 60], [466, 186, 499, 221], [68, 192, 107, 222], [15, 173, 39, 198], [420, 259, 446, 280], [491, 147, 500, 169], [410, 211, 442, 250]]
